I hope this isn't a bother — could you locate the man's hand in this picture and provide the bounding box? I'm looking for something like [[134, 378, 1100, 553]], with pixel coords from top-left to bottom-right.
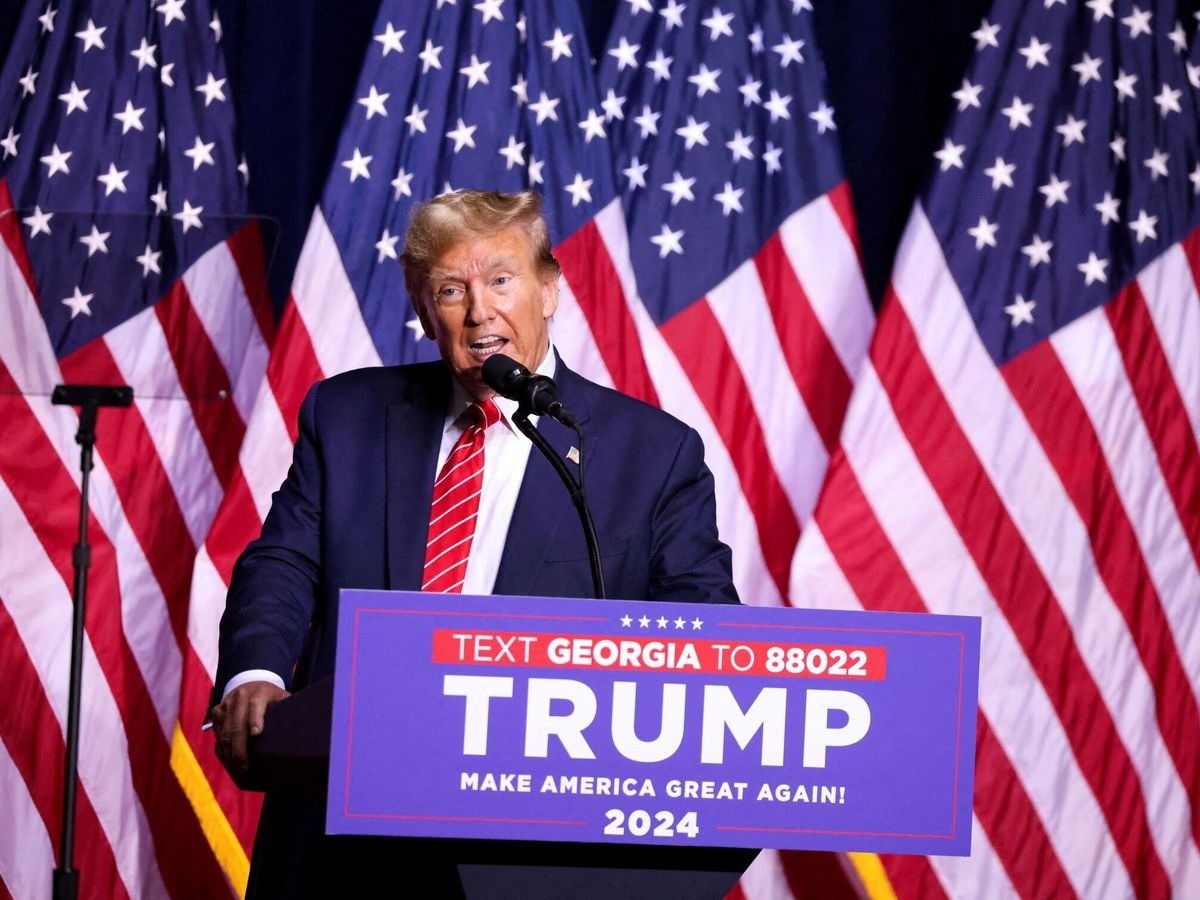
[[210, 681, 290, 778]]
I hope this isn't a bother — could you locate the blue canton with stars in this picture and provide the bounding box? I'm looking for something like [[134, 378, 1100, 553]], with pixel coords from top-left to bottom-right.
[[320, 0, 617, 367], [924, 0, 1200, 367], [0, 0, 251, 362], [599, 0, 846, 325]]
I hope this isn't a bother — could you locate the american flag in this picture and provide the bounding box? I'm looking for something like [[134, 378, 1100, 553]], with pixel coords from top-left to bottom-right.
[[792, 0, 1200, 897], [0, 0, 268, 896]]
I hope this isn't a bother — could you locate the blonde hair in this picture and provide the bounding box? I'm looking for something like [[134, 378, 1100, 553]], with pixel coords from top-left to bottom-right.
[[401, 190, 561, 303]]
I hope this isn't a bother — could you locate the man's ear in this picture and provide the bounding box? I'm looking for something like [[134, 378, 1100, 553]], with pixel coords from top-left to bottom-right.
[[541, 274, 560, 319]]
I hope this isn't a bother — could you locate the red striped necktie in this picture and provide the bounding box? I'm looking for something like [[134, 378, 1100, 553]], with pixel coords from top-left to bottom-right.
[[422, 399, 502, 593]]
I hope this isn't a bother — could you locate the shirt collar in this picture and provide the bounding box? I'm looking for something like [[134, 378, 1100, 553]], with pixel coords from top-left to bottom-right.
[[445, 342, 558, 433]]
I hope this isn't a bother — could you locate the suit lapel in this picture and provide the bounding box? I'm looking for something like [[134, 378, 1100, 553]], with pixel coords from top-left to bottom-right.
[[494, 360, 597, 593], [385, 366, 451, 590]]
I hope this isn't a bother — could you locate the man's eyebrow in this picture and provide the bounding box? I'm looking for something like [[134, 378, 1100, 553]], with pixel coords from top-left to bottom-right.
[[428, 255, 521, 280]]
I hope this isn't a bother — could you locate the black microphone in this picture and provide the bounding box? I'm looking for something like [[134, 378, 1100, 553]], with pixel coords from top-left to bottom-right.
[[481, 354, 579, 427]]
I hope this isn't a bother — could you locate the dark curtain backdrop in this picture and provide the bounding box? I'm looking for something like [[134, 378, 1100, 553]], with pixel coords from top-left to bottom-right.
[[1, 0, 990, 311]]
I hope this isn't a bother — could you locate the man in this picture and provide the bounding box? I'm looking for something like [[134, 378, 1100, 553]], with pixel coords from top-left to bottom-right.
[[211, 190, 739, 894]]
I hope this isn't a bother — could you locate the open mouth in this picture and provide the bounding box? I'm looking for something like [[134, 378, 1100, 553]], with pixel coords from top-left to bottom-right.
[[469, 335, 508, 358]]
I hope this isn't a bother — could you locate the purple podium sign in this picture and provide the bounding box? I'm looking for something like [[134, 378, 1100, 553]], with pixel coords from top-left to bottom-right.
[[327, 591, 979, 856]]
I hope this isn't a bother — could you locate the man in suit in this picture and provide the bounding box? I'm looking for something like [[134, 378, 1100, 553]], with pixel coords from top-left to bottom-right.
[[210, 189, 739, 894]]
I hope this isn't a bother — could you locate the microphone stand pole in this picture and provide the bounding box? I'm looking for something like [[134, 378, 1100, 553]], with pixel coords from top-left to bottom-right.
[[49, 384, 133, 900], [511, 409, 605, 600]]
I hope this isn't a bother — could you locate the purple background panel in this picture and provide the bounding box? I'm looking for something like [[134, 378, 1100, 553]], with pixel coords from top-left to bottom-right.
[[327, 591, 980, 856]]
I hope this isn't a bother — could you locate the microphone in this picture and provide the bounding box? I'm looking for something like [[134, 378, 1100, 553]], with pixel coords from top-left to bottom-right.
[[481, 354, 579, 427]]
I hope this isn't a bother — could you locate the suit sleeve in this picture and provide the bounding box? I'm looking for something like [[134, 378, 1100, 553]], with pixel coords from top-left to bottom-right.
[[214, 382, 326, 697], [647, 426, 740, 605]]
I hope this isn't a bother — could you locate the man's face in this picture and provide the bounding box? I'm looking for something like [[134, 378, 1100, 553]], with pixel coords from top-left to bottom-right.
[[415, 225, 559, 400]]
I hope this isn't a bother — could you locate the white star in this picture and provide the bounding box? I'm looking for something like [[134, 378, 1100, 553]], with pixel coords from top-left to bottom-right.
[[625, 0, 652, 12], [512, 74, 528, 105], [1045, 0, 1066, 8], [934, 138, 966, 170], [1121, 6, 1152, 38], [1021, 234, 1053, 267], [375, 229, 399, 262], [18, 66, 37, 97], [357, 85, 390, 119], [675, 116, 710, 149], [419, 40, 443, 72], [112, 102, 146, 138], [952, 78, 983, 110], [210, 11, 222, 41], [1110, 134, 1126, 161], [341, 147, 372, 180], [1038, 174, 1070, 207], [238, 155, 249, 185], [458, 55, 491, 88], [184, 136, 216, 170], [58, 81, 89, 115], [809, 101, 836, 133], [74, 19, 106, 52], [1093, 192, 1121, 224], [578, 108, 606, 142], [79, 225, 111, 257], [498, 135, 525, 169], [1004, 294, 1036, 327], [691, 617, 703, 630], [764, 89, 792, 122], [726, 129, 754, 162], [136, 244, 162, 276], [638, 615, 650, 628], [1114, 69, 1137, 101], [130, 38, 157, 70], [971, 18, 1001, 49], [762, 141, 783, 173], [63, 287, 94, 319], [650, 224, 684, 258], [528, 92, 561, 124], [391, 167, 413, 199], [1188, 61, 1200, 90], [37, 6, 56, 33], [543, 28, 574, 61], [156, 0, 186, 26], [748, 24, 765, 53], [475, 0, 505, 24], [713, 181, 744, 215], [702, 8, 736, 39], [150, 183, 168, 214], [1153, 84, 1182, 117], [564, 173, 593, 207], [516, 12, 526, 40], [967, 216, 998, 249], [527, 156, 544, 185], [633, 104, 660, 137], [656, 615, 669, 629], [608, 36, 640, 70], [374, 22, 405, 56], [1128, 210, 1158, 243], [1018, 36, 1051, 68], [646, 49, 672, 82], [622, 156, 648, 189], [160, 63, 175, 87], [196, 72, 227, 106], [662, 171, 696, 205], [1001, 96, 1034, 129], [446, 118, 477, 152], [96, 163, 129, 196], [1144, 148, 1169, 180], [738, 76, 762, 106], [405, 316, 425, 341], [674, 617, 686, 630], [22, 206, 52, 237], [983, 157, 1015, 189], [660, 0, 685, 30], [1078, 252, 1109, 285], [405, 103, 428, 133], [174, 200, 204, 233], [1191, 163, 1200, 195], [772, 35, 805, 67], [620, 613, 633, 627], [40, 144, 71, 177], [1055, 114, 1086, 146], [0, 127, 18, 159], [1085, 0, 1114, 20], [689, 64, 721, 97], [601, 88, 625, 121], [1072, 53, 1102, 85], [1168, 21, 1188, 53]]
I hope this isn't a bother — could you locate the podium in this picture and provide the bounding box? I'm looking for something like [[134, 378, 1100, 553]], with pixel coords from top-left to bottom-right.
[[245, 677, 757, 899]]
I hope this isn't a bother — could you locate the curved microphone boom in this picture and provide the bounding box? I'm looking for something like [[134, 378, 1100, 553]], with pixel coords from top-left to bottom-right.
[[481, 354, 579, 427]]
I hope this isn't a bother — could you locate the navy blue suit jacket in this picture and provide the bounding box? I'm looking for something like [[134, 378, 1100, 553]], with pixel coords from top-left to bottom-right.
[[216, 356, 738, 697]]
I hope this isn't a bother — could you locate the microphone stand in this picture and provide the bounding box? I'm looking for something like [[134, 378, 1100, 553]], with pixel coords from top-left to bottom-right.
[[49, 384, 133, 900], [510, 408, 605, 600]]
